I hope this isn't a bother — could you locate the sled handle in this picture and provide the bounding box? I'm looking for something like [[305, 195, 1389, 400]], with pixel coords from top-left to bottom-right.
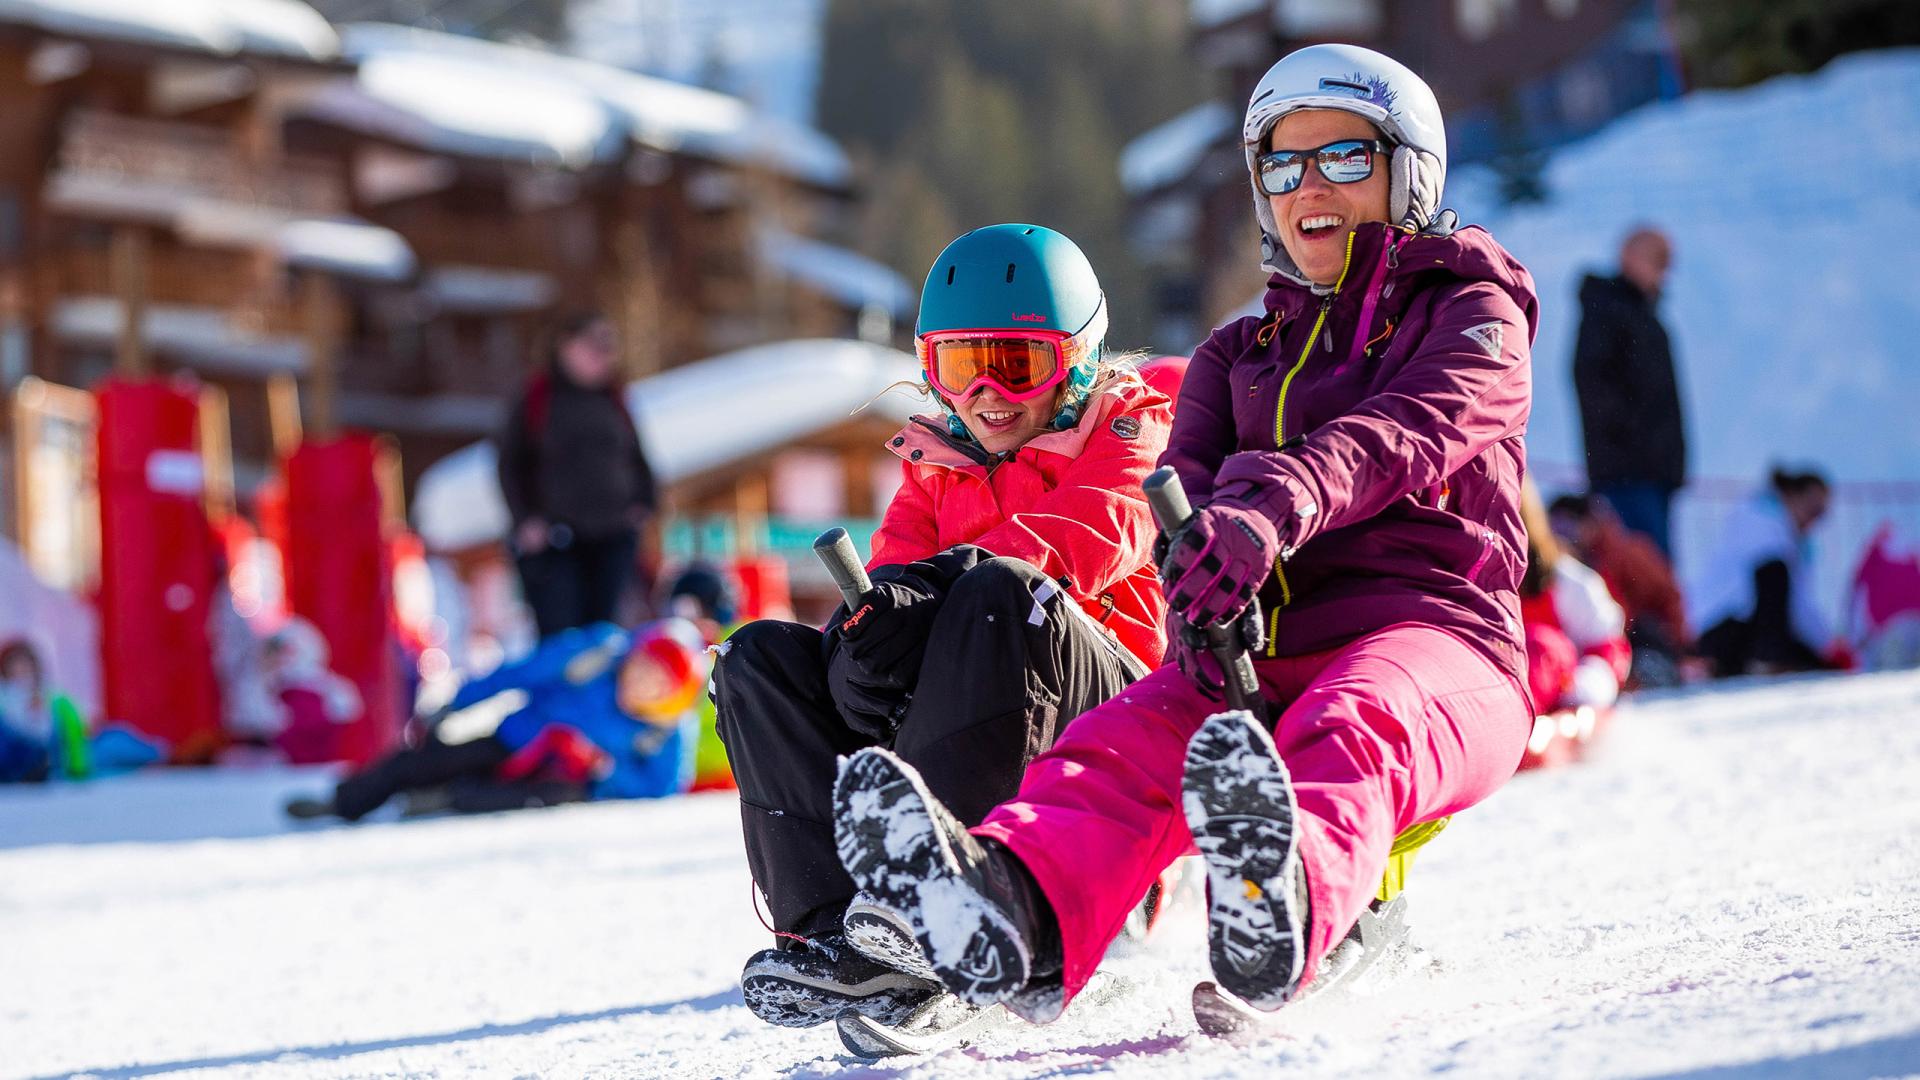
[[1143, 467, 1265, 720], [813, 527, 873, 610]]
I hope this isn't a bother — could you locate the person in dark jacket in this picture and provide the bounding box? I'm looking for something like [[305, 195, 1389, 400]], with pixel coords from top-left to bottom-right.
[[498, 312, 657, 638], [1573, 226, 1685, 557]]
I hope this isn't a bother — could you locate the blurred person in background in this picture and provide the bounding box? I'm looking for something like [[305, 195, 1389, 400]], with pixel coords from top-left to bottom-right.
[[1521, 483, 1630, 718], [1691, 467, 1848, 677], [285, 619, 701, 820], [1574, 226, 1686, 558], [499, 312, 658, 639], [0, 640, 159, 782], [1549, 492, 1693, 686], [718, 224, 1173, 1030]]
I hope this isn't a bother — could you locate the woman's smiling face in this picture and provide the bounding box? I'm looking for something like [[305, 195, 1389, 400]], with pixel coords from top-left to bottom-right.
[[1267, 109, 1393, 285]]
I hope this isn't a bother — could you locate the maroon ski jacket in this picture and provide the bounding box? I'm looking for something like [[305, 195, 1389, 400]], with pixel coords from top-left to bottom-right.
[[1162, 220, 1538, 678]]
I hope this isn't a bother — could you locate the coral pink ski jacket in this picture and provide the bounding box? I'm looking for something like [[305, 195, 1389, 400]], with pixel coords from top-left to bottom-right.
[[870, 373, 1174, 668]]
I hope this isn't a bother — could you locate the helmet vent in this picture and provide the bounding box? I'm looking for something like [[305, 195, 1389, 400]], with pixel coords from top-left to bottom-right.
[[946, 265, 955, 285], [1319, 78, 1371, 94], [1023, 228, 1035, 234], [1005, 263, 1016, 283]]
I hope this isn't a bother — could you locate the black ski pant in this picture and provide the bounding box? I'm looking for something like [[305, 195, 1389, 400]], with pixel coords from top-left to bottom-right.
[[713, 556, 1148, 936], [332, 733, 590, 820], [515, 528, 637, 639]]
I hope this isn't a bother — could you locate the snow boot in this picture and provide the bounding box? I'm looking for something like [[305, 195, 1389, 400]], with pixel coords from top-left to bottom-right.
[[740, 929, 941, 1029], [833, 748, 1066, 1018], [1183, 709, 1310, 1011], [844, 891, 937, 982]]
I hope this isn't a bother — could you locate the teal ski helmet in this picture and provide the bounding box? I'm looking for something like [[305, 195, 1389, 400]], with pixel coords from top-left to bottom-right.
[[915, 224, 1108, 436]]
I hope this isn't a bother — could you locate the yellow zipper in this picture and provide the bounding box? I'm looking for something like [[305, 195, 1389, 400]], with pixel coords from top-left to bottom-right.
[[1264, 231, 1355, 647], [1273, 231, 1356, 445]]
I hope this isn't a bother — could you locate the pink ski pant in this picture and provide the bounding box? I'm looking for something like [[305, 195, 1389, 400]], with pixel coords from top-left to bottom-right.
[[973, 622, 1532, 999]]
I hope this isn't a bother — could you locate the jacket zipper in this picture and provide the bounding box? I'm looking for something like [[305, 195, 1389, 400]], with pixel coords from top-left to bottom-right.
[[1467, 527, 1495, 582], [1264, 231, 1356, 641]]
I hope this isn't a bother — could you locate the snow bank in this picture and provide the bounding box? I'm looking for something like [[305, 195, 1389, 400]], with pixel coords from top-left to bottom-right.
[[3, 670, 1917, 1076], [410, 338, 923, 550], [1448, 49, 1920, 486], [0, 0, 338, 60]]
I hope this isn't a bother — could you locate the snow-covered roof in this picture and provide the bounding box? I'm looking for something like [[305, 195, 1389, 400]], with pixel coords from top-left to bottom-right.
[[305, 24, 850, 187], [1119, 101, 1234, 196], [760, 229, 915, 316], [1189, 0, 1266, 30], [420, 265, 557, 313], [275, 217, 415, 281], [411, 338, 924, 550], [53, 296, 306, 376], [0, 0, 338, 61], [302, 44, 626, 169], [49, 165, 417, 282]]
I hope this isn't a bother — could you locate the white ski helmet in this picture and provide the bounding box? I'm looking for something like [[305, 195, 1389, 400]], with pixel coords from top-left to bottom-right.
[[1242, 43, 1448, 280]]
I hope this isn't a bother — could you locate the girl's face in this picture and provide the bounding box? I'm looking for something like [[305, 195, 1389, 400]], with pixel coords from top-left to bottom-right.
[[1267, 109, 1393, 286], [956, 384, 1064, 456]]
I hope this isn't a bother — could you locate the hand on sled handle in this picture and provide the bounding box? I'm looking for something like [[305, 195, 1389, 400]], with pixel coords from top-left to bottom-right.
[[1143, 467, 1266, 721]]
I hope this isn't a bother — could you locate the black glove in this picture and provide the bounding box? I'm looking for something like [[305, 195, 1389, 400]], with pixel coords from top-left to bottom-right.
[[827, 642, 911, 740]]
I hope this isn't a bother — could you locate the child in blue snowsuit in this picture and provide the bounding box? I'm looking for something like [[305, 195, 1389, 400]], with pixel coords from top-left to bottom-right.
[[290, 622, 696, 820]]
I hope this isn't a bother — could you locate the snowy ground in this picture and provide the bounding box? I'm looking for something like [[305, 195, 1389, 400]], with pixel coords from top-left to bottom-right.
[[5, 671, 1920, 1079]]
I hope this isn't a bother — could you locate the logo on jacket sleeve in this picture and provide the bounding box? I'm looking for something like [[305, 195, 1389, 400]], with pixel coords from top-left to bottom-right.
[[1110, 415, 1141, 440], [1461, 320, 1505, 359]]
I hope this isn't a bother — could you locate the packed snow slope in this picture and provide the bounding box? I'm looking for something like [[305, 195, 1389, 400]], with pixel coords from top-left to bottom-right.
[[4, 671, 1919, 1079], [1448, 49, 1920, 486]]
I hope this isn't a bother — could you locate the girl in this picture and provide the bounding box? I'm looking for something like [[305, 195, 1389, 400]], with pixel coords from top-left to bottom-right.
[[716, 224, 1174, 1028], [832, 43, 1541, 1021]]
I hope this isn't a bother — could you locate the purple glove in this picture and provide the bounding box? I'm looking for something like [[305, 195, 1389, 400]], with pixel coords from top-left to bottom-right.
[[1159, 501, 1281, 628], [1165, 607, 1269, 701], [1167, 618, 1227, 699]]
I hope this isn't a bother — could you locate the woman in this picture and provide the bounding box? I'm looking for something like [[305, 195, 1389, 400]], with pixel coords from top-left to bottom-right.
[[498, 312, 657, 639], [832, 43, 1540, 1021], [716, 224, 1173, 1028], [1691, 467, 1841, 677]]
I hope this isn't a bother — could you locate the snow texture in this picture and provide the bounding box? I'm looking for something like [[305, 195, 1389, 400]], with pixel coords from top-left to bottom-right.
[[1447, 49, 1920, 486], [0, 0, 338, 60], [3, 669, 1917, 1077], [1119, 102, 1234, 197], [302, 23, 850, 187], [409, 339, 923, 551]]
